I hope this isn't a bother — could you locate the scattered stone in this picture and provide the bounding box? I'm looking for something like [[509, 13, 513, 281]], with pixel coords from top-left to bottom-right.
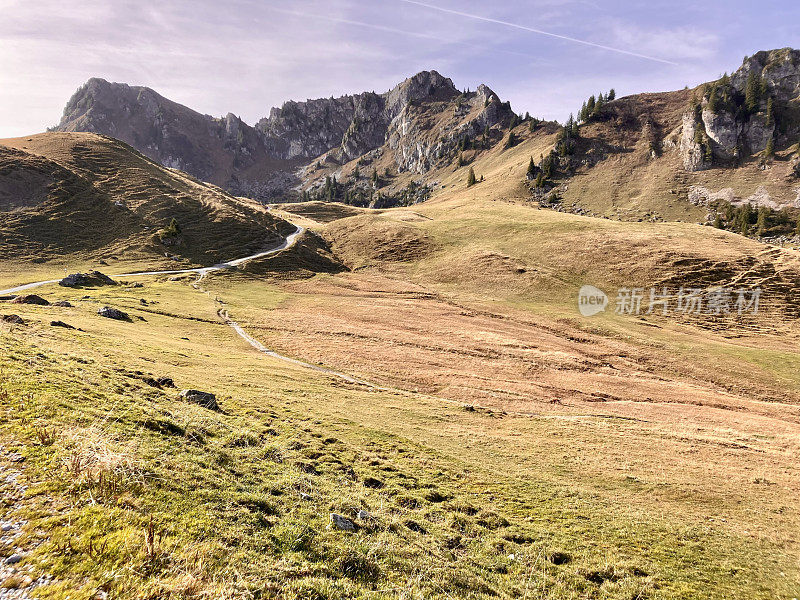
[[299, 492, 313, 501], [59, 270, 116, 288], [179, 389, 219, 410], [329, 513, 357, 531], [11, 294, 49, 306], [50, 320, 75, 330], [0, 315, 25, 325], [140, 299, 148, 305], [97, 306, 129, 321], [53, 300, 73, 307], [130, 282, 144, 288], [4, 553, 25, 565], [156, 377, 175, 388], [356, 509, 371, 520]]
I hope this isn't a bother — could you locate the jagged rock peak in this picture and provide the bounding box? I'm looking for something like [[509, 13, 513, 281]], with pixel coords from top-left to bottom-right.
[[476, 84, 500, 103], [732, 48, 800, 100], [385, 70, 458, 113]]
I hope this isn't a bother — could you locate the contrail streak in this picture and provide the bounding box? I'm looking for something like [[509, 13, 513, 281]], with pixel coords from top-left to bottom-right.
[[267, 6, 547, 60], [397, 0, 678, 66]]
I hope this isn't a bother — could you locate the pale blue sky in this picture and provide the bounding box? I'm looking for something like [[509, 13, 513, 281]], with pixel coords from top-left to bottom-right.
[[1, 0, 798, 137]]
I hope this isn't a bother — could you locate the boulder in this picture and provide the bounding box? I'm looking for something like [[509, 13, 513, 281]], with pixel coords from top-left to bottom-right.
[[53, 300, 73, 307], [329, 513, 357, 531], [180, 389, 219, 410], [60, 271, 116, 288], [0, 314, 25, 325], [11, 294, 49, 305], [97, 306, 129, 321]]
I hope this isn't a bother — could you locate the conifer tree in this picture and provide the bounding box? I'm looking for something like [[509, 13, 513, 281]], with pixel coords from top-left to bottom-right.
[[593, 94, 603, 116], [766, 97, 774, 126], [527, 156, 536, 179], [756, 206, 768, 235], [714, 213, 724, 229], [608, 88, 616, 101], [707, 86, 719, 113], [765, 137, 775, 157], [467, 167, 477, 187], [737, 204, 752, 235], [505, 131, 518, 148], [745, 73, 761, 113]]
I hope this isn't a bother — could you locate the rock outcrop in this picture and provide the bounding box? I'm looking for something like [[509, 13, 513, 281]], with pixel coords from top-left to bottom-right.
[[97, 306, 129, 321], [179, 389, 219, 410], [675, 48, 799, 170], [59, 271, 116, 287], [1, 314, 25, 325], [11, 294, 49, 305], [677, 113, 711, 172]]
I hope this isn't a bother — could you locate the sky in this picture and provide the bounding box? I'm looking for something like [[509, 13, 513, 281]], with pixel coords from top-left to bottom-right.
[[1, 0, 798, 137]]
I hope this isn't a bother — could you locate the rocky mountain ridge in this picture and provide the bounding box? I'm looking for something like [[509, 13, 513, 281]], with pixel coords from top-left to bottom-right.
[[54, 71, 513, 203]]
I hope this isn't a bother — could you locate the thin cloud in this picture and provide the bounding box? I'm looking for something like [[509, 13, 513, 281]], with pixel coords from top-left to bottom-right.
[[397, 0, 679, 66]]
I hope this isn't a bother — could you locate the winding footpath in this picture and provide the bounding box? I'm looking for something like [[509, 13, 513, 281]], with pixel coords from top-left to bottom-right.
[[0, 225, 306, 295], [0, 225, 382, 390]]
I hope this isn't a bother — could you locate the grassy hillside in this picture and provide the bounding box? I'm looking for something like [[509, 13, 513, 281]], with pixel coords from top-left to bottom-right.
[[0, 133, 294, 271], [1, 263, 798, 598], [0, 126, 799, 597]]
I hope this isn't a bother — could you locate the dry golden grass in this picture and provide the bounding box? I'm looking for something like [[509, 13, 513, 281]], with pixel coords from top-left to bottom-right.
[[0, 132, 292, 268]]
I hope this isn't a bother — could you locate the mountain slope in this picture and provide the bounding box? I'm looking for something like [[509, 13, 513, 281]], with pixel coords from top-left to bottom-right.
[[0, 132, 294, 265], [54, 78, 298, 199]]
